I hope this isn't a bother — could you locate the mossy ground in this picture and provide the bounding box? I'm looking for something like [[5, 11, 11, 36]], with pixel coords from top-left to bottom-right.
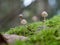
[[5, 15, 60, 45]]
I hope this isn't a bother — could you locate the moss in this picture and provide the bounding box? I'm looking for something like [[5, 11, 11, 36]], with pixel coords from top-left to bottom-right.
[[5, 15, 60, 45]]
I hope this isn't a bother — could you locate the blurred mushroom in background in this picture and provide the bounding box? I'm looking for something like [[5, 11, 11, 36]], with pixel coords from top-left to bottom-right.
[[19, 14, 27, 25], [41, 11, 48, 30], [32, 16, 39, 22]]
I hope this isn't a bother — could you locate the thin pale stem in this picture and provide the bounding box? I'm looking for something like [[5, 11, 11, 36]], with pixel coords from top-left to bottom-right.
[[43, 17, 46, 30]]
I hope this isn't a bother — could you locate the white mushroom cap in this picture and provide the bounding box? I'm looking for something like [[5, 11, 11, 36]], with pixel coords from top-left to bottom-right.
[[19, 14, 23, 18], [21, 19, 27, 25], [41, 11, 48, 17], [32, 16, 38, 22]]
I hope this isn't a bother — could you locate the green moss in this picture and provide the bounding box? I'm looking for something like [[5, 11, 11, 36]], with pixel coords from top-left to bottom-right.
[[5, 15, 60, 45], [5, 22, 42, 36]]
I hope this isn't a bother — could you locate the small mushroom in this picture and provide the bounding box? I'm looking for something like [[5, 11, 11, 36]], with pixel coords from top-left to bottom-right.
[[19, 14, 27, 35], [41, 11, 48, 22], [19, 14, 27, 25], [19, 14, 23, 20], [20, 19, 27, 36], [20, 19, 27, 25], [41, 11, 48, 18], [32, 16, 39, 22], [41, 11, 48, 30]]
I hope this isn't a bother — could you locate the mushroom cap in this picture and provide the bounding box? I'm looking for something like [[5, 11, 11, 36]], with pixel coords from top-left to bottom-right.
[[32, 16, 38, 22], [21, 19, 27, 25], [19, 14, 23, 18], [41, 11, 48, 17]]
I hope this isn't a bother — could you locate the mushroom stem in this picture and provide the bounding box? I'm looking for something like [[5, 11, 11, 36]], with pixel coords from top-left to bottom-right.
[[43, 17, 46, 22], [43, 17, 46, 30]]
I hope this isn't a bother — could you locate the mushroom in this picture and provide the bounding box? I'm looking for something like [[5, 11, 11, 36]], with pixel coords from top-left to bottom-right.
[[19, 14, 27, 25], [20, 19, 27, 25], [32, 16, 39, 22], [41, 11, 48, 29], [19, 14, 27, 36], [19, 14, 23, 20], [41, 11, 48, 22]]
